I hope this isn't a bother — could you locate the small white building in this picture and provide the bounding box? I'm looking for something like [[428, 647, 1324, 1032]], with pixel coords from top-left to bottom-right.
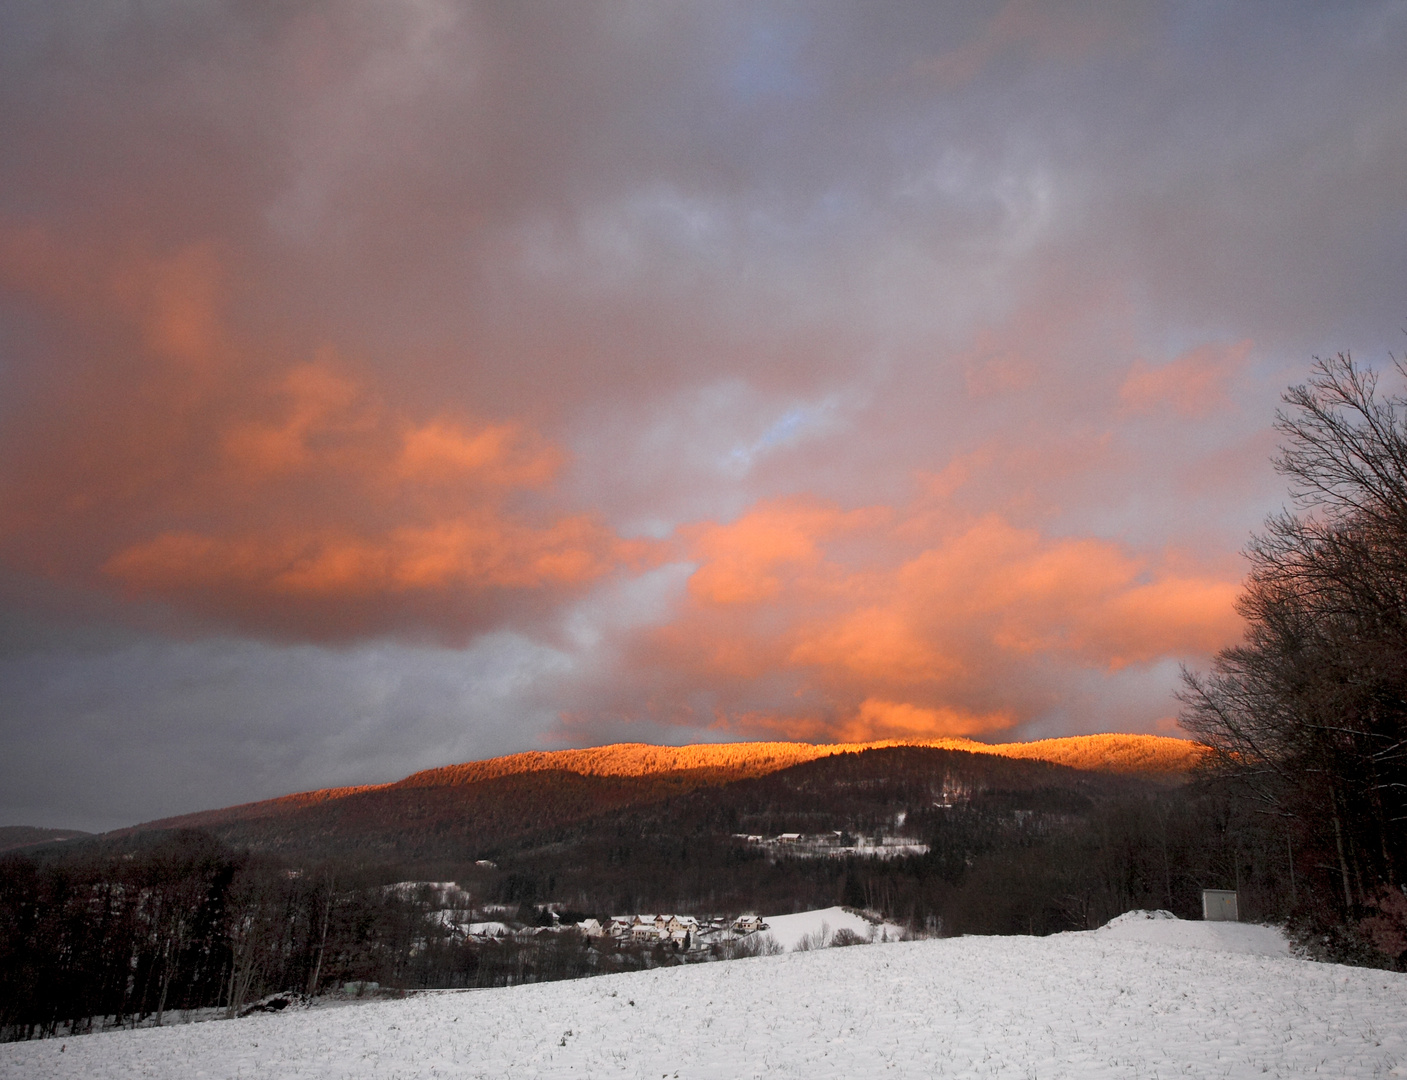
[[1202, 889, 1239, 921]]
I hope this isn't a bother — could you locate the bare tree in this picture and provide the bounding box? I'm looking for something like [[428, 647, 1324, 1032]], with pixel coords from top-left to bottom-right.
[[1181, 353, 1407, 965]]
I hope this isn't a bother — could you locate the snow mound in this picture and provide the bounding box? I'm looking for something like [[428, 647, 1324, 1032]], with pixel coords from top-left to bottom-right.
[[1102, 908, 1177, 925], [1093, 909, 1292, 956], [761, 906, 905, 951]]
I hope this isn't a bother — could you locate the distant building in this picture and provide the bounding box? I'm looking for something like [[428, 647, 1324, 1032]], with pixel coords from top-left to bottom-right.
[[1202, 889, 1239, 921]]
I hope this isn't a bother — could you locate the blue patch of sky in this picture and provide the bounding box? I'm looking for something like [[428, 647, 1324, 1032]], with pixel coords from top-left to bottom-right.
[[724, 10, 818, 105], [726, 395, 842, 475]]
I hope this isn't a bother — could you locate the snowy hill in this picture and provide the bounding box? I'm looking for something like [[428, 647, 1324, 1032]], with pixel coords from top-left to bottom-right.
[[1092, 907, 1293, 956], [4, 914, 1404, 1079], [761, 905, 908, 951]]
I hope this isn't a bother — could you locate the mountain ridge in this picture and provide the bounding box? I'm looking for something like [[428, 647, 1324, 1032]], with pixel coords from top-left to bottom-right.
[[123, 733, 1204, 837]]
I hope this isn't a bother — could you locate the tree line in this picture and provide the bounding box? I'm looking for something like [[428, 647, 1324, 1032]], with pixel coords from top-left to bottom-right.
[[1180, 353, 1407, 967], [0, 831, 407, 1041], [0, 828, 775, 1042]]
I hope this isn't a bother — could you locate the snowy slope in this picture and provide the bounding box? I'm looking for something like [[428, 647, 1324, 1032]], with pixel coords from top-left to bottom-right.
[[5, 917, 1405, 1079], [1093, 908, 1293, 956], [762, 905, 907, 950]]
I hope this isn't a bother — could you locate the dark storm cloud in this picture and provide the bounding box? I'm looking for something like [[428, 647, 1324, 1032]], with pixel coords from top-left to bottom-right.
[[2, 1, 1405, 826]]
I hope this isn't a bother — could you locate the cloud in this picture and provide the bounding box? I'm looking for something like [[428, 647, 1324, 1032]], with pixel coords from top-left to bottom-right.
[[685, 498, 886, 605], [105, 515, 634, 599], [0, 232, 654, 640], [396, 420, 563, 487], [1120, 341, 1253, 417], [588, 493, 1243, 745], [914, 0, 1146, 89]]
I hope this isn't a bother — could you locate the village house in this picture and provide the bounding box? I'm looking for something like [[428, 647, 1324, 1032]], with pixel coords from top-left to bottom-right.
[[597, 912, 763, 948], [660, 915, 698, 947]]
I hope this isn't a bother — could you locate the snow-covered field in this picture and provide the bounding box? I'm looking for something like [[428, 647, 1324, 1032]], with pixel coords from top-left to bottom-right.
[[5, 914, 1405, 1079], [761, 904, 908, 951]]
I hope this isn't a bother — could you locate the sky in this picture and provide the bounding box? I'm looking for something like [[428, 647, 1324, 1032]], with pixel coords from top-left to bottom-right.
[[2, 1, 1406, 831]]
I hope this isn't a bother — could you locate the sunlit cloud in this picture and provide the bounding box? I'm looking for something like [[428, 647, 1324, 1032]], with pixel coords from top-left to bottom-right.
[[1120, 341, 1253, 417], [589, 491, 1244, 745], [0, 232, 656, 640]]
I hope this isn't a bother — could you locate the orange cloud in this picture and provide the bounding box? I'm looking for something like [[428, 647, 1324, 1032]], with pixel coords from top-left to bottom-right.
[[624, 493, 1244, 743], [221, 361, 373, 475], [836, 699, 1012, 742], [0, 231, 652, 639], [106, 515, 637, 598], [684, 499, 884, 605], [696, 699, 1014, 746], [396, 420, 562, 488], [108, 244, 227, 372], [1120, 340, 1253, 417]]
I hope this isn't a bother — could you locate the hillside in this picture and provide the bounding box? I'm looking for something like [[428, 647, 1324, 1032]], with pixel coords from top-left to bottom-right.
[[477, 746, 1203, 929], [81, 734, 1208, 871], [0, 827, 93, 854], [127, 732, 1203, 835]]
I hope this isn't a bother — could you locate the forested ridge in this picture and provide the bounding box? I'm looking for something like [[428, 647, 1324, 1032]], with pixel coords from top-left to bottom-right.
[[115, 733, 1202, 863]]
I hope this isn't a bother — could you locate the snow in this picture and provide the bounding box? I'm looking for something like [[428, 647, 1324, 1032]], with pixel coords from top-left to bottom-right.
[[761, 905, 907, 951], [5, 913, 1406, 1079], [1093, 908, 1293, 957]]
